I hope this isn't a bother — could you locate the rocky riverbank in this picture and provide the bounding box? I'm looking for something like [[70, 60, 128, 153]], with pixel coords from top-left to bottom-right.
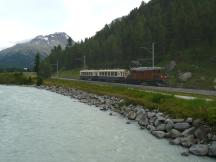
[[38, 85, 216, 158]]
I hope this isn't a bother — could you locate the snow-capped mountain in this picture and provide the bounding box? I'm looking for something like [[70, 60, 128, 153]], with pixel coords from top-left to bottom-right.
[[0, 32, 74, 68]]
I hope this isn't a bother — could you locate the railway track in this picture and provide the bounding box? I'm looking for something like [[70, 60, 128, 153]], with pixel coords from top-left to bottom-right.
[[52, 77, 216, 97]]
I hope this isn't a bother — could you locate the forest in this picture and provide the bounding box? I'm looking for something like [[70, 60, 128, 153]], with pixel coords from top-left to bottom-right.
[[44, 0, 216, 89]]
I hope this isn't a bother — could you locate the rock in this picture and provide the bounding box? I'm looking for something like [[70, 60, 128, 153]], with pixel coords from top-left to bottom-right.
[[179, 72, 192, 82], [135, 109, 146, 121], [167, 60, 176, 71], [154, 117, 166, 127], [126, 121, 131, 124], [147, 125, 156, 132], [170, 138, 181, 145], [174, 122, 190, 131], [165, 119, 174, 131], [189, 144, 208, 156], [157, 124, 166, 131], [138, 115, 149, 127], [109, 112, 113, 116], [181, 151, 190, 156], [127, 111, 137, 120], [181, 127, 196, 137], [194, 125, 210, 140], [212, 135, 216, 141], [172, 119, 185, 123], [152, 131, 166, 139], [180, 135, 195, 147], [192, 119, 202, 128], [147, 112, 156, 118], [169, 129, 181, 139], [208, 141, 216, 157], [100, 106, 108, 111], [186, 117, 193, 124]]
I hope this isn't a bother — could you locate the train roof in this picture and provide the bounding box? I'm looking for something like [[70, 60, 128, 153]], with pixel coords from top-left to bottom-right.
[[80, 69, 127, 72], [130, 67, 163, 71]]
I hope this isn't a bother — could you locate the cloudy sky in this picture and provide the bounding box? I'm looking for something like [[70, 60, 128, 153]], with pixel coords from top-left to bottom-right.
[[0, 0, 150, 50]]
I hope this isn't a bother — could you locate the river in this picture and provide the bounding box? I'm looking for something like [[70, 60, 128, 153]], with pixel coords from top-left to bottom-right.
[[0, 85, 214, 162]]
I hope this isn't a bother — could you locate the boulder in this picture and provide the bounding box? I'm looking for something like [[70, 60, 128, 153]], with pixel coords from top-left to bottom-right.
[[169, 129, 181, 139], [181, 127, 196, 137], [194, 125, 210, 140], [174, 122, 190, 131], [180, 135, 195, 148], [147, 125, 156, 132], [152, 131, 166, 139], [165, 119, 174, 131], [181, 151, 190, 156], [127, 111, 137, 120], [154, 116, 166, 127], [179, 72, 192, 82], [135, 109, 146, 121], [192, 119, 202, 128], [157, 124, 166, 131], [167, 60, 176, 71], [208, 141, 216, 157], [189, 144, 208, 156], [147, 112, 156, 118], [172, 119, 185, 123], [186, 117, 193, 124], [169, 138, 181, 145], [138, 115, 149, 127]]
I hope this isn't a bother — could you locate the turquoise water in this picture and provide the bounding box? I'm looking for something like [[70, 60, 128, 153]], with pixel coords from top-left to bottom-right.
[[0, 85, 214, 162]]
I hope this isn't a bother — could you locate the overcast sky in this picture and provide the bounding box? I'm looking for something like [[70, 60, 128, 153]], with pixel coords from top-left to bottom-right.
[[0, 0, 150, 50]]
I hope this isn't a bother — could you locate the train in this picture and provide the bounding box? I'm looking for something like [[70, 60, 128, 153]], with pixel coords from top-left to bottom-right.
[[80, 67, 168, 85]]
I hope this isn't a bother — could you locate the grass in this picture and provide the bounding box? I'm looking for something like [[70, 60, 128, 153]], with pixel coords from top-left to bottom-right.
[[53, 69, 80, 79], [0, 72, 34, 85], [44, 78, 216, 126]]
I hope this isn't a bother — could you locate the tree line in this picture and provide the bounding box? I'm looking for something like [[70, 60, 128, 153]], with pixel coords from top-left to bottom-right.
[[43, 0, 216, 71]]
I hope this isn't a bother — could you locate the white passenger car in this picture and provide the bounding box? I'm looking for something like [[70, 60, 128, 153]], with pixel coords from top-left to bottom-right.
[[80, 69, 128, 82]]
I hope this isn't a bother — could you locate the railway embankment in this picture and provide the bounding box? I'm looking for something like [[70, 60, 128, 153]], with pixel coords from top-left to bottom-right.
[[41, 79, 216, 158]]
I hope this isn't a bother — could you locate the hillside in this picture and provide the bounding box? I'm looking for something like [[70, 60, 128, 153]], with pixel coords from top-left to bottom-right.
[[45, 0, 216, 90], [0, 32, 74, 69]]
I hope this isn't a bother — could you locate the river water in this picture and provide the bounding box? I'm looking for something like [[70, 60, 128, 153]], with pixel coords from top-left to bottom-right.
[[0, 85, 214, 162]]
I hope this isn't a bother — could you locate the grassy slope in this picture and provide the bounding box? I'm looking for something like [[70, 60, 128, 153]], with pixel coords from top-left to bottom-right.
[[162, 46, 216, 90], [0, 72, 33, 85], [53, 69, 80, 79], [44, 78, 216, 126]]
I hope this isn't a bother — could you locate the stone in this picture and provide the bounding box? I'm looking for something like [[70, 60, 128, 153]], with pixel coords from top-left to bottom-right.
[[194, 125, 210, 141], [192, 119, 202, 128], [127, 111, 137, 120], [147, 125, 156, 132], [169, 129, 181, 139], [135, 109, 146, 121], [172, 119, 185, 123], [154, 117, 166, 127], [186, 117, 193, 123], [147, 112, 156, 118], [152, 131, 166, 139], [180, 135, 195, 148], [109, 112, 113, 116], [169, 138, 181, 145], [157, 124, 166, 131], [181, 127, 196, 137], [178, 72, 192, 82], [212, 135, 216, 141], [208, 141, 216, 157], [138, 115, 149, 127], [126, 121, 131, 124], [167, 60, 176, 71], [174, 122, 190, 131], [100, 106, 108, 111], [165, 119, 174, 131], [189, 144, 208, 156], [181, 151, 190, 156]]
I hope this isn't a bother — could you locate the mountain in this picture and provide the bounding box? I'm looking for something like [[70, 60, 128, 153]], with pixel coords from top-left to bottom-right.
[[45, 0, 216, 90], [0, 32, 74, 68]]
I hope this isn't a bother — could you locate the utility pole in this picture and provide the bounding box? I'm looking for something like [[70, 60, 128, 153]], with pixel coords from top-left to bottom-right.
[[56, 60, 59, 77], [83, 56, 86, 69], [140, 42, 155, 68], [152, 42, 155, 68]]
